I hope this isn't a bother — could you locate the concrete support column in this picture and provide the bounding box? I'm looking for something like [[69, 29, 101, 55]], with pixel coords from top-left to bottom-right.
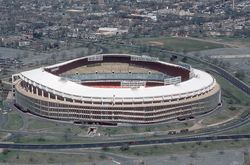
[[31, 86, 34, 94], [36, 88, 38, 96], [28, 84, 31, 92], [48, 93, 50, 99]]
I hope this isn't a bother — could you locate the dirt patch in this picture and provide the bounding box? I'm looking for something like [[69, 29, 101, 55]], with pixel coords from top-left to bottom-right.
[[148, 41, 164, 46]]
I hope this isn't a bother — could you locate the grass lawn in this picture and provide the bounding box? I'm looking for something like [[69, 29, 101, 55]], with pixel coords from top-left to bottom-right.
[[3, 112, 23, 131], [136, 37, 225, 52], [26, 118, 83, 132], [26, 119, 58, 130]]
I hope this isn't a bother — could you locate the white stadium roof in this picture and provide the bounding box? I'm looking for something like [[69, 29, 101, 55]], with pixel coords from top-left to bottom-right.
[[19, 66, 215, 99]]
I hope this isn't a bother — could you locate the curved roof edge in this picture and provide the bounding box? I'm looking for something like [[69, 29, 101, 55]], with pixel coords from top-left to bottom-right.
[[19, 54, 216, 99]]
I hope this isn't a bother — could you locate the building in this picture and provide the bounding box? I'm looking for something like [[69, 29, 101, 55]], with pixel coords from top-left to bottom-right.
[[12, 54, 221, 125], [96, 27, 128, 36]]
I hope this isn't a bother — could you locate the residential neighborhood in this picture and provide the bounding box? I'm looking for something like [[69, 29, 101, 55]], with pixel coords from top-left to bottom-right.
[[0, 0, 250, 51]]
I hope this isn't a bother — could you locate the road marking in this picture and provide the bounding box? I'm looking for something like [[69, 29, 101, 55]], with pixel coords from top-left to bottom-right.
[[210, 54, 250, 59], [112, 159, 121, 165]]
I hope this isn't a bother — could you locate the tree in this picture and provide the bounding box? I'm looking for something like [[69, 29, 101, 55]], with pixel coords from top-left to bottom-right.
[[2, 149, 9, 155], [181, 57, 187, 63], [139, 160, 145, 165], [51, 54, 57, 64], [235, 70, 245, 80], [16, 153, 19, 159], [88, 154, 93, 160], [33, 32, 43, 39], [190, 151, 197, 158], [211, 58, 219, 65], [101, 146, 109, 151], [170, 55, 177, 62], [29, 157, 33, 162], [61, 52, 67, 60], [229, 106, 236, 111], [120, 143, 129, 151], [99, 153, 106, 160]]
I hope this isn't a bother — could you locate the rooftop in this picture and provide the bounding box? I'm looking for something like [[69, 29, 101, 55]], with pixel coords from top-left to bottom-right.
[[19, 55, 215, 99]]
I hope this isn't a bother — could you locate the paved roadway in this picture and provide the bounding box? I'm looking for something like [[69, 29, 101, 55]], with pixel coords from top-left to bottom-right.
[[0, 134, 249, 149]]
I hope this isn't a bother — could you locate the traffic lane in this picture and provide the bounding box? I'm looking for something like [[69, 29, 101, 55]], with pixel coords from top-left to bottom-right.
[[0, 134, 249, 149]]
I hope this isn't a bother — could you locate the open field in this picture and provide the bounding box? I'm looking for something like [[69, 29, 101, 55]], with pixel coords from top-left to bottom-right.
[[0, 132, 9, 140], [200, 106, 245, 126], [25, 117, 84, 134], [104, 139, 250, 156], [10, 134, 95, 144], [2, 112, 23, 131], [208, 36, 250, 47], [26, 118, 59, 130], [227, 122, 250, 135], [0, 142, 248, 165], [98, 121, 193, 136], [136, 36, 226, 52], [0, 150, 107, 164], [212, 73, 249, 105]]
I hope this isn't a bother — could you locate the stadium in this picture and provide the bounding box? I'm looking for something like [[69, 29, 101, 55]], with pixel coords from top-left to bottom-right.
[[12, 54, 221, 125]]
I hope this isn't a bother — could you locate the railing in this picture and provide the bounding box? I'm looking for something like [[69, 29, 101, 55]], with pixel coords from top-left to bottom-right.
[[64, 73, 169, 82]]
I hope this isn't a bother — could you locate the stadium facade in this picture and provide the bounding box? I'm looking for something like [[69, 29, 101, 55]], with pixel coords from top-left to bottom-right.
[[12, 54, 221, 125]]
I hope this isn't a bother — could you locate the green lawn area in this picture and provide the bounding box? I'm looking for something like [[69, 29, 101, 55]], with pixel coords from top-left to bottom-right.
[[136, 37, 226, 52], [0, 150, 16, 163], [3, 112, 23, 130], [26, 118, 60, 130], [25, 119, 86, 136]]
